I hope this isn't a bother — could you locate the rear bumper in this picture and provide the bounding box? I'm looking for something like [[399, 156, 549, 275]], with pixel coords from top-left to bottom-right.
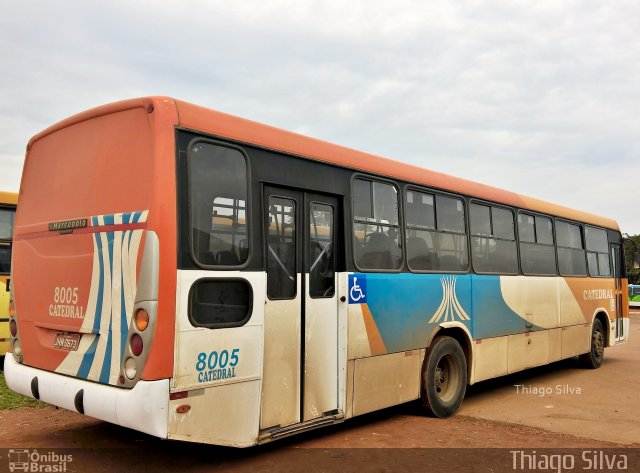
[[4, 355, 169, 439]]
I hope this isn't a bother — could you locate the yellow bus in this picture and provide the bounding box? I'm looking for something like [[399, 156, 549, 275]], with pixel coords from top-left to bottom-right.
[[0, 191, 18, 358]]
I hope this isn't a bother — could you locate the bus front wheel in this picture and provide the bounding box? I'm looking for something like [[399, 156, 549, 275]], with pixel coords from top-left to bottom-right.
[[580, 318, 605, 369], [420, 336, 467, 418]]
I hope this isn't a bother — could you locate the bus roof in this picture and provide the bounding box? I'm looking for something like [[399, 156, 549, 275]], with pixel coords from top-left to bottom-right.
[[28, 96, 619, 231], [0, 191, 18, 206]]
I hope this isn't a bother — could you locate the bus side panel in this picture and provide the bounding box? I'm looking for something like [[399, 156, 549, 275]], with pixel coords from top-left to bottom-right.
[[168, 270, 264, 447], [139, 98, 179, 380], [563, 277, 619, 344], [345, 272, 617, 408]]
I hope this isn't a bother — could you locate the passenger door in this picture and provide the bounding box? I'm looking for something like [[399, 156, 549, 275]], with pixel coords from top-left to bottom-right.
[[260, 186, 340, 430], [611, 244, 625, 341]]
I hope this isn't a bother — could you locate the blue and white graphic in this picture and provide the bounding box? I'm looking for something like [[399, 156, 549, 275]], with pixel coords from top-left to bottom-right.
[[428, 276, 471, 323], [56, 210, 149, 385], [348, 274, 367, 304]]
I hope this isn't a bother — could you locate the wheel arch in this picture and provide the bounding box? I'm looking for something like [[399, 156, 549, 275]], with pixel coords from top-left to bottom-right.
[[592, 309, 611, 347], [426, 322, 473, 385]]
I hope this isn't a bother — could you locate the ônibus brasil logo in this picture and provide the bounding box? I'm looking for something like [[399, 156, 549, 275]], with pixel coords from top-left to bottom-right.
[[8, 449, 73, 472]]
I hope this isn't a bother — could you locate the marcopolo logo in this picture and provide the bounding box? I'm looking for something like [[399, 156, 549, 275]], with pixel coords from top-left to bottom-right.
[[8, 449, 73, 472]]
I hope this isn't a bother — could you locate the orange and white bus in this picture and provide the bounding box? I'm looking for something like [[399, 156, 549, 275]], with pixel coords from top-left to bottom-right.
[[6, 97, 629, 446], [0, 191, 18, 358]]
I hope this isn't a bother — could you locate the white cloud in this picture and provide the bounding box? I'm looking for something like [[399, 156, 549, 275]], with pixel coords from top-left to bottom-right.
[[0, 0, 639, 233]]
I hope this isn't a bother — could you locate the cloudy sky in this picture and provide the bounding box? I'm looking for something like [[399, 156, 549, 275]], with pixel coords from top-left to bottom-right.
[[1, 1, 639, 233]]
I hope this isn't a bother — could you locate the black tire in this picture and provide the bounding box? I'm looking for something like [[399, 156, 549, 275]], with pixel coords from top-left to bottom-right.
[[580, 318, 605, 369], [420, 336, 467, 418]]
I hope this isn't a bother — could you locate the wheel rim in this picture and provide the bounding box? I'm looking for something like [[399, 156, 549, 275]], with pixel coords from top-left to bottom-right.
[[433, 354, 460, 403], [593, 329, 605, 359]]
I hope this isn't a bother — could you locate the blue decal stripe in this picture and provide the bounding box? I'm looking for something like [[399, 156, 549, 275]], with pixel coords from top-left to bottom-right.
[[76, 211, 147, 383], [77, 335, 100, 379], [92, 224, 105, 335], [120, 230, 129, 364]]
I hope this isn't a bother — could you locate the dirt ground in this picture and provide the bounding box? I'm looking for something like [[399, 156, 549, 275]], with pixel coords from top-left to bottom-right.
[[1, 312, 638, 472]]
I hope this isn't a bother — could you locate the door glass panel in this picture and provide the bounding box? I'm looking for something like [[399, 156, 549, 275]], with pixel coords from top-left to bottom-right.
[[309, 203, 335, 298], [267, 197, 297, 299]]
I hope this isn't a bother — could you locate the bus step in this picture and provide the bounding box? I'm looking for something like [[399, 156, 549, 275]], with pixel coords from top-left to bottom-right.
[[259, 413, 344, 441]]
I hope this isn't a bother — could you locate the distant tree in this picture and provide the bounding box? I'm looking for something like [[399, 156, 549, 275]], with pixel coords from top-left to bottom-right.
[[623, 234, 640, 284]]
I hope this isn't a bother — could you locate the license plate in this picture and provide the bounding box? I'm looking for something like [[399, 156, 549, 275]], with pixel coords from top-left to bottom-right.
[[53, 332, 81, 351]]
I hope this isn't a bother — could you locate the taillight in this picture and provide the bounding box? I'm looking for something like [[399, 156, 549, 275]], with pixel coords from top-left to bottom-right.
[[9, 319, 17, 337], [134, 309, 149, 332], [8, 300, 16, 318], [130, 334, 143, 356]]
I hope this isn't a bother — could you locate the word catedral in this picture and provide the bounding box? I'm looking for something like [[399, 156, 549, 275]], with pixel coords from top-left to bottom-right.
[[583, 289, 614, 300], [511, 450, 627, 472]]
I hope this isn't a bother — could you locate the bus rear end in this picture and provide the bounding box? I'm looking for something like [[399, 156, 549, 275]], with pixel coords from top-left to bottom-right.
[[5, 98, 178, 438]]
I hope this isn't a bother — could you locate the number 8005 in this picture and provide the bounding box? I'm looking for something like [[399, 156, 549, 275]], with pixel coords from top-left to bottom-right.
[[195, 349, 239, 371]]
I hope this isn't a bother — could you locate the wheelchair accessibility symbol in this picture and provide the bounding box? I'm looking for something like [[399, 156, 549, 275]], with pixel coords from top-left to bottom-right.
[[348, 274, 367, 304]]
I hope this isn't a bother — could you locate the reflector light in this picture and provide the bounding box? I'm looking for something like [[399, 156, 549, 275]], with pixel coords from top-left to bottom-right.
[[130, 334, 143, 356], [135, 309, 149, 332], [9, 319, 17, 337], [124, 357, 137, 379], [13, 339, 22, 357], [176, 405, 191, 414]]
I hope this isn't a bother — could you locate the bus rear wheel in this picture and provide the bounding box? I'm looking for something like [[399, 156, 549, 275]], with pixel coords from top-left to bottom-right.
[[580, 318, 605, 369], [420, 336, 467, 418]]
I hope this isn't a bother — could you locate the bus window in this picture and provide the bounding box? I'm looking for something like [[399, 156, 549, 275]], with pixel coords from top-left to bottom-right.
[[189, 279, 253, 328], [585, 226, 611, 277], [352, 178, 402, 270], [0, 207, 15, 274], [0, 207, 14, 239], [470, 204, 518, 274], [404, 190, 468, 272], [309, 203, 335, 298], [267, 197, 297, 299], [556, 221, 587, 276], [189, 142, 248, 267], [518, 213, 557, 276]]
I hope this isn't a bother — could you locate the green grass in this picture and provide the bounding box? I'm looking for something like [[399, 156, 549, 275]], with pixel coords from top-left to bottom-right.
[[0, 365, 47, 410]]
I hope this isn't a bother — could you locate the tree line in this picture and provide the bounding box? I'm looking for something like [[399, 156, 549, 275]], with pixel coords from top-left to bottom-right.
[[624, 234, 640, 284]]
